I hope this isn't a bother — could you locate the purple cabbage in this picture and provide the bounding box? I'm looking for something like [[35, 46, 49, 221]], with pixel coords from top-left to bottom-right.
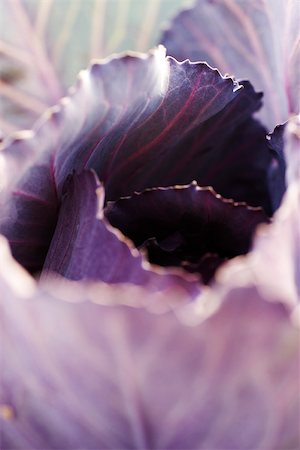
[[0, 0, 299, 448], [0, 49, 283, 277]]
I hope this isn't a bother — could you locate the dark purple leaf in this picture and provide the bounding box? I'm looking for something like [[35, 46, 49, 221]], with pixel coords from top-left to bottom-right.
[[1, 47, 274, 273], [0, 233, 299, 449], [161, 0, 300, 131], [170, 112, 278, 214], [105, 182, 269, 283], [0, 146, 59, 272], [43, 170, 200, 297], [267, 124, 286, 211]]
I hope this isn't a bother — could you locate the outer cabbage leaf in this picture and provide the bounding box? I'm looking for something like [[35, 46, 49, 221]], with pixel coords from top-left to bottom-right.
[[284, 115, 300, 184], [0, 47, 272, 273], [0, 230, 299, 449], [0, 0, 189, 133], [161, 0, 300, 131]]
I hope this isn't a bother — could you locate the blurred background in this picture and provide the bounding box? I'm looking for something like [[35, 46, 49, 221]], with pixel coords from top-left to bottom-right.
[[0, 0, 192, 134]]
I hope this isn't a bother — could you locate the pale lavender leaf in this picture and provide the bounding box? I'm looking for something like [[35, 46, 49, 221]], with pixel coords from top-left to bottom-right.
[[161, 0, 300, 131], [0, 236, 299, 449], [284, 115, 300, 184]]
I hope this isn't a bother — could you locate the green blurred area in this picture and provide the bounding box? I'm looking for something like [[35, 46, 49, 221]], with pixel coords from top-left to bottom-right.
[[0, 0, 192, 132]]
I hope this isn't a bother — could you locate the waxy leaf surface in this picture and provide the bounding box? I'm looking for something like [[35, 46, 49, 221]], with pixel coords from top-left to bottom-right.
[[161, 0, 300, 130], [0, 47, 271, 273]]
